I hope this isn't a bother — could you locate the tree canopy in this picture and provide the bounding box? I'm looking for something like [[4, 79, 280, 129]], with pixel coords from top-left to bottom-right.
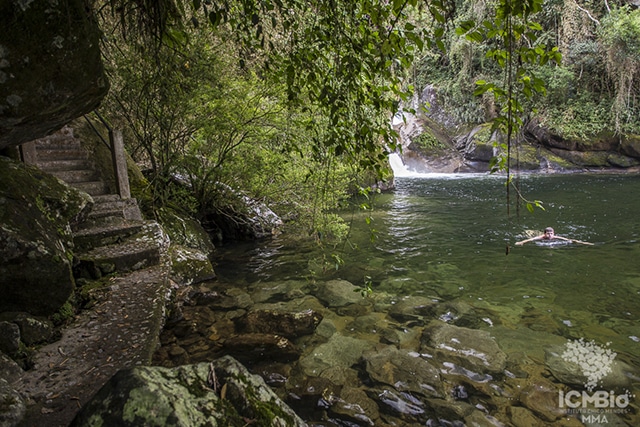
[[94, 0, 640, 234]]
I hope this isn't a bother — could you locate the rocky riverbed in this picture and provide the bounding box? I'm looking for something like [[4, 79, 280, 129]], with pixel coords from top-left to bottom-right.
[[152, 275, 639, 426]]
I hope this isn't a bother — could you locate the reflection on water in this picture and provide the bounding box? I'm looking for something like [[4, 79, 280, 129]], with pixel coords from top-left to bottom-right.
[[210, 173, 640, 425]]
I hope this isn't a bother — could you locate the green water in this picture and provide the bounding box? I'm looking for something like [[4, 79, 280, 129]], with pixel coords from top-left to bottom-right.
[[213, 173, 640, 422]]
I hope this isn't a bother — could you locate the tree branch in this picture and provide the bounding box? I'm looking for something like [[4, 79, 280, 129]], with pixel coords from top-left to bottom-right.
[[574, 0, 600, 25]]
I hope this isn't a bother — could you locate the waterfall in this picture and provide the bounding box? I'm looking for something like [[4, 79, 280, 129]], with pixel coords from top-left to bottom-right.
[[388, 153, 492, 179], [388, 153, 422, 177]]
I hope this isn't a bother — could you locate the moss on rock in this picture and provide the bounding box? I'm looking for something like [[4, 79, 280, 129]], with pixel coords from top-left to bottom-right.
[[169, 245, 215, 286], [70, 356, 307, 427], [158, 208, 215, 256], [0, 156, 91, 315]]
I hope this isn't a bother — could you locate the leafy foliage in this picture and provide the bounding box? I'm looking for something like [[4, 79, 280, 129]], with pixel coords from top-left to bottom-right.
[[599, 6, 640, 133], [94, 0, 640, 237], [98, 4, 389, 239]]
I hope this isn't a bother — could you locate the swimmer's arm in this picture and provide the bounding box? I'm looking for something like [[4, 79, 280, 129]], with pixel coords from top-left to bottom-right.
[[560, 236, 595, 245], [515, 235, 542, 246]]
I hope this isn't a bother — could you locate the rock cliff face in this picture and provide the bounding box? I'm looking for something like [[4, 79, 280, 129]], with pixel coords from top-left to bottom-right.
[[394, 86, 640, 173], [0, 0, 108, 150]]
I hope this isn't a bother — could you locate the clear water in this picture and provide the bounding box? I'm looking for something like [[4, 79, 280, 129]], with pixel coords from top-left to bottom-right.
[[213, 173, 640, 422]]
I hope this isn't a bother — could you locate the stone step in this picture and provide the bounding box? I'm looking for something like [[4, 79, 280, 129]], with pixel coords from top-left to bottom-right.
[[49, 169, 101, 184], [35, 139, 82, 150], [36, 159, 94, 172], [34, 148, 90, 161], [73, 221, 146, 252], [73, 204, 142, 233], [72, 181, 109, 196], [90, 196, 143, 220], [74, 239, 162, 278], [73, 222, 167, 279]]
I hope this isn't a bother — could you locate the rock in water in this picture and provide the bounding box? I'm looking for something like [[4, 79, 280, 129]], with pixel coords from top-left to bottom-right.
[[70, 356, 307, 427]]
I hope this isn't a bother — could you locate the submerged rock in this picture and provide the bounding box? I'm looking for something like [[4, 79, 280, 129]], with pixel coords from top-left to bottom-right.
[[315, 279, 363, 307], [248, 280, 311, 304], [235, 308, 323, 339], [545, 343, 634, 392], [326, 386, 379, 426], [70, 356, 306, 427], [508, 406, 545, 427], [518, 379, 565, 422], [422, 321, 507, 375], [369, 388, 429, 424], [298, 333, 374, 376], [387, 295, 438, 323], [363, 346, 443, 398], [222, 333, 301, 363]]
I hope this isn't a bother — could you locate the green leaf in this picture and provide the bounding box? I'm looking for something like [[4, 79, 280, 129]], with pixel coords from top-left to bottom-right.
[[528, 22, 543, 31], [466, 31, 484, 43]]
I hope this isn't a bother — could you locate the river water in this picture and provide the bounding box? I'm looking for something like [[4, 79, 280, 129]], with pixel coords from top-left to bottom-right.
[[204, 172, 640, 425]]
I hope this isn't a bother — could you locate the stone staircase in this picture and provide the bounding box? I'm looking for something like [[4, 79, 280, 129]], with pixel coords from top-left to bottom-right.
[[10, 127, 172, 427], [31, 126, 167, 279]]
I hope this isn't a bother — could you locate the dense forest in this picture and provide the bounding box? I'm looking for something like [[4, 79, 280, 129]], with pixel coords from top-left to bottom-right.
[[95, 0, 640, 240]]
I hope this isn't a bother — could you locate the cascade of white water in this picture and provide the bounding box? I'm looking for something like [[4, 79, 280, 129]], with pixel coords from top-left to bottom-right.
[[388, 153, 493, 179], [388, 153, 424, 177]]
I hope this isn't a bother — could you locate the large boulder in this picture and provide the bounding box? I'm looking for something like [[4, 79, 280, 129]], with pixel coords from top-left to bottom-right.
[[314, 279, 363, 308], [157, 208, 215, 256], [70, 356, 307, 427], [200, 183, 283, 242], [169, 245, 216, 286], [0, 0, 108, 149], [0, 156, 91, 315]]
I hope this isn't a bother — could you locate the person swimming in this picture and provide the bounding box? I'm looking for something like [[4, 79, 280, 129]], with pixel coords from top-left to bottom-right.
[[515, 227, 593, 246]]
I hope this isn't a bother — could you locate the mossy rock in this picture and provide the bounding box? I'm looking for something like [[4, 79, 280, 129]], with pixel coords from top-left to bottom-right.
[[0, 156, 91, 315], [540, 148, 579, 170], [554, 150, 611, 168], [621, 134, 640, 158], [70, 356, 307, 427], [157, 208, 215, 256], [607, 152, 640, 168], [409, 117, 452, 155], [169, 245, 215, 286]]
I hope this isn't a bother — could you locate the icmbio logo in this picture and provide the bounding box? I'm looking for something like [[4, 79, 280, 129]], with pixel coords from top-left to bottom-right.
[[557, 339, 635, 423]]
